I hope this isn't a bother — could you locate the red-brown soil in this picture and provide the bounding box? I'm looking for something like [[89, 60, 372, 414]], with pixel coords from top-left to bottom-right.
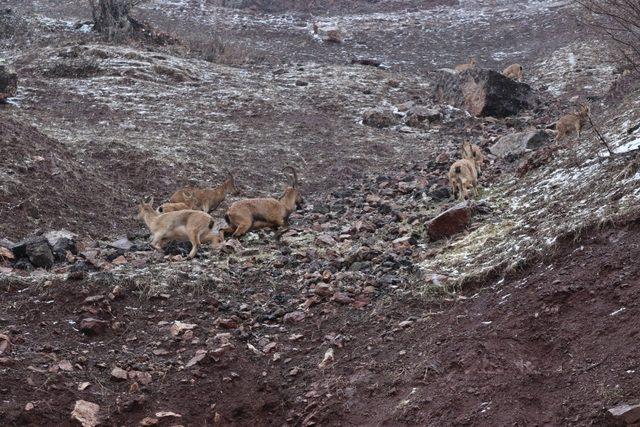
[[2, 221, 638, 425]]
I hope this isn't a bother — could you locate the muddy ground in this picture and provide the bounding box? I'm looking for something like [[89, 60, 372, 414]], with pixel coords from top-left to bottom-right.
[[1, 0, 640, 425]]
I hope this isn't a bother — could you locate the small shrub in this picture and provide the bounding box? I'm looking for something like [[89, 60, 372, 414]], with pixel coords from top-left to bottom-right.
[[43, 59, 103, 79]]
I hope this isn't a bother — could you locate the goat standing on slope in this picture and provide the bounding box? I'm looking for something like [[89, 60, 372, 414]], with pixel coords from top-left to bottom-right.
[[222, 167, 304, 239], [449, 159, 479, 201], [461, 140, 486, 176], [555, 104, 590, 143], [455, 57, 477, 73], [169, 172, 240, 213], [138, 198, 220, 259]]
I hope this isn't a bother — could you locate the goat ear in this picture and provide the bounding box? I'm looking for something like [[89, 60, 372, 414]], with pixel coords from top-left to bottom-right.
[[149, 197, 154, 207]]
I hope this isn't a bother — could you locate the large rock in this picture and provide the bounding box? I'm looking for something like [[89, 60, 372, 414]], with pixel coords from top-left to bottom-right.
[[489, 130, 550, 159], [12, 236, 54, 269], [0, 63, 17, 102], [434, 68, 534, 117], [45, 230, 77, 261], [427, 202, 473, 241], [405, 106, 442, 128], [362, 108, 398, 128], [608, 403, 640, 425]]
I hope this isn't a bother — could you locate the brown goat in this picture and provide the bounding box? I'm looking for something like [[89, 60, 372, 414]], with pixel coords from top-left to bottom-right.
[[449, 159, 478, 201], [555, 104, 590, 143], [157, 202, 191, 213], [455, 57, 477, 73], [222, 167, 304, 239], [169, 172, 239, 213], [502, 63, 524, 81], [138, 198, 217, 259], [461, 140, 486, 175]]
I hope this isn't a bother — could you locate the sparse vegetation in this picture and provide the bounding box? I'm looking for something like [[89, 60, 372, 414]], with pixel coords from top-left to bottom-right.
[[576, 0, 640, 71]]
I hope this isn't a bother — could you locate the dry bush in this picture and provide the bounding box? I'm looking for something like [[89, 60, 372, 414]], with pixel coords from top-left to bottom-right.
[[43, 59, 102, 79], [576, 0, 640, 71], [186, 33, 252, 66]]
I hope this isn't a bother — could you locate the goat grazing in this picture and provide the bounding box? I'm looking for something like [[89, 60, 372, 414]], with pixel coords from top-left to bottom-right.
[[461, 140, 486, 175], [502, 63, 524, 81], [455, 57, 477, 73], [138, 197, 217, 259], [555, 104, 590, 143], [169, 172, 239, 213], [449, 159, 479, 201], [222, 167, 304, 239]]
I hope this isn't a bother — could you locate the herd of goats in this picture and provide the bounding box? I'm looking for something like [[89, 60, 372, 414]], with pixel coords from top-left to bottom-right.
[[138, 60, 592, 259]]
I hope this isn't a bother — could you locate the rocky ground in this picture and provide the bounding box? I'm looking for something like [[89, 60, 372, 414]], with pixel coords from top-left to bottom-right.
[[1, 0, 640, 425]]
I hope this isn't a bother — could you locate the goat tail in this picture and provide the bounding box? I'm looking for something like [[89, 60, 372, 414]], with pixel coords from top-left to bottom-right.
[[454, 165, 462, 174], [208, 219, 215, 229], [224, 214, 231, 225]]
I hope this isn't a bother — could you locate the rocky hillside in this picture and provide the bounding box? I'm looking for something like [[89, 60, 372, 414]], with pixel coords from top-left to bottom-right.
[[1, 0, 640, 425]]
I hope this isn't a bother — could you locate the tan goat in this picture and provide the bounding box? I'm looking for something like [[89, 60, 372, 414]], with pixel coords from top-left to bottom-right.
[[449, 159, 479, 201], [169, 172, 239, 213], [502, 63, 524, 81], [461, 140, 486, 175], [222, 167, 304, 239], [157, 202, 191, 213], [455, 57, 477, 73], [555, 104, 590, 143], [138, 198, 219, 259]]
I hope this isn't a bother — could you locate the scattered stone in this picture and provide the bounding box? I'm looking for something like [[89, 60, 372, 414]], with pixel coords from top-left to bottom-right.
[[318, 348, 335, 369], [129, 371, 153, 385], [406, 106, 442, 127], [155, 411, 182, 418], [332, 292, 354, 305], [186, 349, 208, 368], [58, 360, 74, 371], [79, 318, 109, 336], [434, 68, 535, 117], [78, 382, 91, 391], [314, 283, 333, 297], [0, 334, 11, 354], [170, 321, 196, 337], [108, 237, 134, 251], [608, 403, 640, 424], [12, 236, 54, 269], [283, 311, 306, 323], [25, 402, 34, 411], [70, 400, 100, 427], [217, 318, 239, 329], [427, 202, 473, 241], [490, 130, 550, 159], [139, 417, 159, 426], [362, 108, 399, 128], [111, 255, 128, 265], [0, 63, 17, 102], [111, 367, 129, 381]]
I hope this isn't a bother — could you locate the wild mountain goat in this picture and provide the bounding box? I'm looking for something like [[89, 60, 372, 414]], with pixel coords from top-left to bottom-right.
[[222, 167, 304, 239], [449, 159, 479, 201], [138, 198, 220, 259], [157, 202, 191, 213], [555, 104, 590, 142], [455, 57, 477, 73], [502, 63, 524, 81], [169, 172, 239, 213], [461, 140, 486, 175]]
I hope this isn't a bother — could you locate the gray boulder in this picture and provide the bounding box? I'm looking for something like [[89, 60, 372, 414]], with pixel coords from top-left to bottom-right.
[[490, 130, 550, 159], [434, 68, 535, 117]]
